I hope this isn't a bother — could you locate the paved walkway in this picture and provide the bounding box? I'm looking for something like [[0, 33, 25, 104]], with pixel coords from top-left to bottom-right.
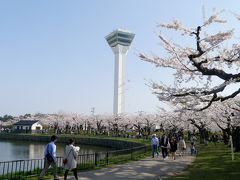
[[61, 155, 195, 180]]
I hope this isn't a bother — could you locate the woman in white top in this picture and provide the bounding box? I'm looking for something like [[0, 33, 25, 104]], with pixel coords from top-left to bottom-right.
[[178, 136, 186, 157], [64, 139, 79, 180]]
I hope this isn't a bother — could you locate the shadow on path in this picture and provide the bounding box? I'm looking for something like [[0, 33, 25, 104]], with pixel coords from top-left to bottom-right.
[[61, 155, 195, 180]]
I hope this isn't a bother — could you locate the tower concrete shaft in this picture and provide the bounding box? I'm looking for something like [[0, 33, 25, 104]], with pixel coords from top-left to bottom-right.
[[112, 45, 128, 114]]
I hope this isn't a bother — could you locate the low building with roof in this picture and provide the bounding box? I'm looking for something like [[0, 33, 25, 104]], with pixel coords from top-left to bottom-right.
[[13, 120, 43, 133]]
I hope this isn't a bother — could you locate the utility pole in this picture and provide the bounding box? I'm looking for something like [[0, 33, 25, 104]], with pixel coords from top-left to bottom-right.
[[91, 107, 95, 116]]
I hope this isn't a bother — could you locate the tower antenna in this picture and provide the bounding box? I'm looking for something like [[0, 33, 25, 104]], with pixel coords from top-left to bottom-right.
[[202, 0, 206, 23]]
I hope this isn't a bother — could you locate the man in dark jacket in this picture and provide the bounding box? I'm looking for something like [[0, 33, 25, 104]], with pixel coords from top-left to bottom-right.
[[160, 133, 169, 159]]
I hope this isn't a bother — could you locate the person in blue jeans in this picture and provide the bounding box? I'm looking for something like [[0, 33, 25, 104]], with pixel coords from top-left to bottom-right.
[[38, 135, 59, 180], [151, 134, 159, 158], [190, 142, 196, 155]]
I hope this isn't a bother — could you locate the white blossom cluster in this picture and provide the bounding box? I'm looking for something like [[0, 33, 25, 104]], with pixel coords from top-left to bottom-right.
[[139, 11, 240, 111]]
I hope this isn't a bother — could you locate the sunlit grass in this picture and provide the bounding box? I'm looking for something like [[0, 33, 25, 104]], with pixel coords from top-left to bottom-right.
[[168, 143, 240, 180]]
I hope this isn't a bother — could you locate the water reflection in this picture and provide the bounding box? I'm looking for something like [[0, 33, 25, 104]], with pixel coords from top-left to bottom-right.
[[0, 140, 111, 162]]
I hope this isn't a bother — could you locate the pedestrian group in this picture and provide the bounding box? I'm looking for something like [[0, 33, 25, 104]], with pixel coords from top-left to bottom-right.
[[151, 133, 189, 160], [38, 135, 80, 180]]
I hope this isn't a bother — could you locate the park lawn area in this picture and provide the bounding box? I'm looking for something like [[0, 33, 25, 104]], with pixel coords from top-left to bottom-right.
[[168, 143, 240, 180]]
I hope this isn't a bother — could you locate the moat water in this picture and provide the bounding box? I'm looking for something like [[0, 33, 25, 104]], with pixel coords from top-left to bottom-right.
[[0, 139, 111, 162]]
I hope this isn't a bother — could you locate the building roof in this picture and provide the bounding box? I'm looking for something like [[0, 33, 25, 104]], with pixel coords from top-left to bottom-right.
[[14, 120, 40, 126]]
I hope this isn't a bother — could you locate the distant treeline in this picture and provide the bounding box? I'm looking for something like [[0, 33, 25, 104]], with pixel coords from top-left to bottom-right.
[[0, 115, 14, 122], [0, 113, 33, 122]]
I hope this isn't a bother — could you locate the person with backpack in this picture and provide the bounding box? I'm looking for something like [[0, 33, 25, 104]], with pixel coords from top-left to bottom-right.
[[38, 135, 59, 180]]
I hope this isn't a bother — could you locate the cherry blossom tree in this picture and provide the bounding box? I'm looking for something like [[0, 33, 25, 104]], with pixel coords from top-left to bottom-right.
[[90, 114, 112, 135], [207, 97, 240, 150], [139, 11, 240, 111], [107, 114, 127, 137], [71, 113, 85, 134], [142, 114, 157, 136], [167, 107, 216, 143]]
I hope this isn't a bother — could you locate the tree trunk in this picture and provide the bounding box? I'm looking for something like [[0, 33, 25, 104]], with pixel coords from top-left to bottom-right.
[[234, 126, 240, 152], [223, 131, 229, 145], [199, 129, 205, 144]]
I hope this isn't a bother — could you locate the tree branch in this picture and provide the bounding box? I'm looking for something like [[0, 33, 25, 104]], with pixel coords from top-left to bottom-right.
[[198, 93, 217, 111], [219, 88, 240, 101], [189, 26, 240, 81]]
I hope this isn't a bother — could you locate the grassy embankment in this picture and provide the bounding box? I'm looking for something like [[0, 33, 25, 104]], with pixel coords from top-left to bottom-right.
[[168, 142, 240, 180]]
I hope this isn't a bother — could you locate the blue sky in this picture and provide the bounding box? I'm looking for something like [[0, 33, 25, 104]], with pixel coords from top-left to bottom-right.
[[0, 0, 238, 116]]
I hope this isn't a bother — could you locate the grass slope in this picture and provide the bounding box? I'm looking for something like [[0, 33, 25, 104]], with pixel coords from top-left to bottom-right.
[[168, 143, 240, 180]]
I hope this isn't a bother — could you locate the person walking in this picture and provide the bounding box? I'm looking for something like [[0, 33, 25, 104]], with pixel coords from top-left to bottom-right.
[[151, 134, 159, 158], [160, 133, 169, 160], [190, 141, 196, 155], [64, 139, 80, 180], [178, 136, 186, 158], [170, 137, 178, 160], [38, 135, 59, 180]]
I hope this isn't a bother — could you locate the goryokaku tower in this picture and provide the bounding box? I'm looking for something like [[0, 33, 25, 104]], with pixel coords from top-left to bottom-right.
[[105, 29, 135, 115]]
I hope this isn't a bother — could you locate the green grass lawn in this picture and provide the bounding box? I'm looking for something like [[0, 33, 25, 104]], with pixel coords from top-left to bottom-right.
[[168, 143, 240, 180]]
